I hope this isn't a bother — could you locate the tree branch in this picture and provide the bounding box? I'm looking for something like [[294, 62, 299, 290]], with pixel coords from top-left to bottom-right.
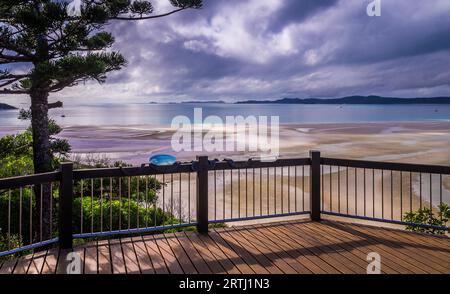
[[0, 74, 28, 87], [112, 7, 188, 21], [0, 88, 29, 94]]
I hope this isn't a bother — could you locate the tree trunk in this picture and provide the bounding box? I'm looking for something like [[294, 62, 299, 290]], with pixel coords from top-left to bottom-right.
[[30, 87, 53, 240]]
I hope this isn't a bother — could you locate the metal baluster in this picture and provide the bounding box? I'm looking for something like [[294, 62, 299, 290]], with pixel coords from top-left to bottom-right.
[[145, 176, 149, 228], [419, 173, 422, 209], [238, 169, 241, 218], [355, 168, 357, 215], [373, 169, 375, 218], [128, 177, 131, 229], [259, 168, 262, 216], [214, 169, 217, 221], [80, 180, 83, 234], [294, 166, 297, 212], [381, 170, 384, 219], [29, 186, 33, 244], [274, 167, 277, 214], [391, 170, 393, 220], [19, 187, 22, 240], [409, 172, 412, 213], [429, 173, 432, 211], [100, 178, 103, 232], [179, 173, 182, 225], [8, 189, 11, 249], [40, 184, 43, 241], [222, 170, 225, 220], [189, 172, 191, 223], [330, 165, 332, 212], [153, 175, 157, 227], [346, 167, 349, 214], [281, 167, 284, 213], [253, 168, 255, 217], [230, 170, 233, 219], [288, 166, 290, 213], [137, 176, 140, 228], [245, 168, 248, 217], [50, 183, 53, 237], [162, 174, 165, 227], [302, 165, 305, 211], [110, 177, 113, 231], [364, 169, 366, 217], [338, 166, 341, 213], [118, 177, 122, 230], [266, 167, 269, 215], [171, 173, 175, 225], [440, 174, 443, 221], [321, 164, 324, 211], [400, 171, 403, 221]]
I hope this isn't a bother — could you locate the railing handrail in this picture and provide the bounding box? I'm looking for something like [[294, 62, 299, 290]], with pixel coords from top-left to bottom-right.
[[1, 151, 449, 256], [0, 170, 61, 190], [321, 157, 450, 174]]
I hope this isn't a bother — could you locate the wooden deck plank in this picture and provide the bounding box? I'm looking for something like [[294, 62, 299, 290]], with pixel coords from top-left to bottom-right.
[[337, 222, 447, 273], [326, 222, 429, 274], [27, 250, 47, 274], [311, 221, 416, 274], [286, 222, 367, 274], [121, 238, 140, 274], [0, 258, 17, 274], [207, 231, 255, 274], [142, 235, 170, 274], [184, 232, 227, 274], [360, 224, 450, 264], [212, 228, 269, 274], [267, 224, 349, 273], [97, 240, 112, 274], [333, 223, 433, 274], [109, 238, 126, 274], [251, 224, 328, 274], [41, 247, 59, 274], [346, 223, 450, 272], [302, 222, 399, 274], [8, 220, 450, 274], [231, 227, 299, 274], [196, 233, 243, 274], [151, 234, 183, 274], [174, 233, 212, 274], [131, 236, 155, 274], [244, 226, 313, 274], [163, 233, 197, 274], [13, 252, 34, 274], [84, 245, 97, 274]]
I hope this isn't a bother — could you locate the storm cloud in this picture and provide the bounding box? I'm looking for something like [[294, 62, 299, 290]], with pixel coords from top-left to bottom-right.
[[21, 0, 450, 102]]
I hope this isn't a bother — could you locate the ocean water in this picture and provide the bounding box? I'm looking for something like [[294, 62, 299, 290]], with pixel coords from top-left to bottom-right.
[[1, 103, 450, 127]]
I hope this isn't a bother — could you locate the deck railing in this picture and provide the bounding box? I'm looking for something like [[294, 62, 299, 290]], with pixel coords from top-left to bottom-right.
[[0, 151, 449, 257]]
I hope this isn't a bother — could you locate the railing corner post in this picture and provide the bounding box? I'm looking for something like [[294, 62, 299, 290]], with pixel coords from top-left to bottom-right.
[[59, 162, 73, 249], [196, 156, 209, 234], [310, 150, 321, 221]]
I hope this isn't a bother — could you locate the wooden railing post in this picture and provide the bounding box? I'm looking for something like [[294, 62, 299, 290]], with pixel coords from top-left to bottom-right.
[[310, 150, 321, 221], [59, 162, 73, 249], [196, 156, 209, 233]]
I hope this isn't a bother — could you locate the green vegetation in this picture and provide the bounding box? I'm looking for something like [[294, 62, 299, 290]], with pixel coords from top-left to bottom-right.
[[404, 203, 450, 235]]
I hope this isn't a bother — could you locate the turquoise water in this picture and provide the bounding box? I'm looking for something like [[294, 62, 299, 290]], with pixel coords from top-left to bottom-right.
[[1, 103, 449, 127]]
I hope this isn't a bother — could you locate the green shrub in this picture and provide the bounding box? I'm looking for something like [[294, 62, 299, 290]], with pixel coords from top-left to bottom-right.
[[404, 203, 450, 235], [72, 196, 180, 233]]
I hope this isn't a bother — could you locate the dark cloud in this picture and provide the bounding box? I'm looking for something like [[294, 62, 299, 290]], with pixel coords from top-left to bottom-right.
[[4, 0, 450, 103]]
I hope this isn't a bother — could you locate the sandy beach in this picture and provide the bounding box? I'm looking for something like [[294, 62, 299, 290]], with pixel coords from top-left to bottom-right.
[[1, 121, 449, 225]]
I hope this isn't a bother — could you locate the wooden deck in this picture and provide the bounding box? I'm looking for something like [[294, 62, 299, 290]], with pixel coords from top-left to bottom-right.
[[1, 220, 449, 274]]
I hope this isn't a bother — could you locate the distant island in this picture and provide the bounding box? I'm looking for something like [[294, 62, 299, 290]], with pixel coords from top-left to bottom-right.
[[0, 103, 17, 110], [236, 95, 450, 104]]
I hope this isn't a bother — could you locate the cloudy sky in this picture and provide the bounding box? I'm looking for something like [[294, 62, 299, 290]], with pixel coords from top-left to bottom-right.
[[6, 0, 450, 104]]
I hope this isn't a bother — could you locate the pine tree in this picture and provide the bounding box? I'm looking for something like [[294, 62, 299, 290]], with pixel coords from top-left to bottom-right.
[[0, 0, 202, 239]]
